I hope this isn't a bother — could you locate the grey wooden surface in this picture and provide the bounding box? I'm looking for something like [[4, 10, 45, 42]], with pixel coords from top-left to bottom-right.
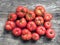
[[0, 0, 60, 45]]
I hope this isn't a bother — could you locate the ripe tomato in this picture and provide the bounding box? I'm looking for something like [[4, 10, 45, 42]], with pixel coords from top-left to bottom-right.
[[27, 21, 37, 31], [8, 13, 17, 21], [32, 33, 40, 40], [12, 27, 21, 36], [5, 25, 12, 31], [44, 21, 51, 29], [16, 6, 28, 18], [16, 18, 27, 28], [35, 6, 45, 16], [44, 13, 52, 21], [5, 21, 15, 31], [35, 17, 44, 25], [26, 11, 35, 21], [46, 29, 55, 39], [21, 29, 32, 40], [36, 26, 46, 35], [6, 21, 15, 28]]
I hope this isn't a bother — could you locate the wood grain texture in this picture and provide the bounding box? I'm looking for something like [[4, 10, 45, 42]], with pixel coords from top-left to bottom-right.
[[0, 0, 60, 45]]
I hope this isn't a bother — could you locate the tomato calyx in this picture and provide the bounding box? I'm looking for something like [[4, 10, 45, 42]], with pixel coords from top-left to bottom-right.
[[16, 30, 19, 32], [8, 15, 12, 19], [40, 28, 43, 31], [34, 35, 37, 38], [38, 9, 42, 13], [38, 19, 41, 23], [30, 24, 33, 27], [21, 9, 25, 13], [25, 34, 28, 36], [36, 21, 40, 25], [37, 9, 43, 15], [28, 13, 32, 17], [10, 15, 12, 18], [20, 20, 22, 24], [47, 23, 49, 25], [50, 32, 52, 34]]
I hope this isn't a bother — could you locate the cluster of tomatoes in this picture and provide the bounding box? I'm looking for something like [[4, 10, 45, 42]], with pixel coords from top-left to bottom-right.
[[5, 6, 55, 41]]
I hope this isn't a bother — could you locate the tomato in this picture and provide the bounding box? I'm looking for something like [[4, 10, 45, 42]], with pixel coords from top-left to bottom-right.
[[8, 13, 17, 21], [35, 17, 44, 25], [44, 13, 52, 21], [12, 27, 21, 36], [44, 21, 51, 29], [26, 11, 35, 21], [21, 29, 32, 40], [16, 6, 28, 18], [5, 25, 12, 31], [36, 26, 46, 35], [16, 18, 27, 28], [5, 21, 15, 31], [32, 33, 40, 40], [27, 21, 37, 31], [46, 29, 55, 39], [35, 6, 45, 16]]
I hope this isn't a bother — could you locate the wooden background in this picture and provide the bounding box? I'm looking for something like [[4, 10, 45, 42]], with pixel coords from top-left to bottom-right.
[[0, 0, 60, 45]]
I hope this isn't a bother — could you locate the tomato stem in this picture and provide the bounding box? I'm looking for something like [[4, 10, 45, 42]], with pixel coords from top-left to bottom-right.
[[20, 19, 22, 23], [50, 32, 52, 34], [9, 16, 12, 18], [28, 13, 32, 17], [21, 9, 24, 13]]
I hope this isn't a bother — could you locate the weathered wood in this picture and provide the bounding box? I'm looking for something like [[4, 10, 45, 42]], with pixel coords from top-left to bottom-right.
[[0, 0, 60, 45]]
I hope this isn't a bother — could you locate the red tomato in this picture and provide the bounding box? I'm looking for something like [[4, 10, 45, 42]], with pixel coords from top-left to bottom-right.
[[44, 21, 51, 29], [5, 21, 15, 31], [8, 13, 17, 21], [35, 6, 45, 16], [16, 6, 28, 18], [5, 25, 12, 30], [21, 29, 32, 40], [12, 27, 21, 36], [36, 26, 46, 35], [46, 29, 55, 39], [27, 21, 37, 31], [16, 18, 27, 28], [26, 11, 35, 21], [32, 33, 40, 40], [35, 17, 44, 25], [44, 13, 53, 21]]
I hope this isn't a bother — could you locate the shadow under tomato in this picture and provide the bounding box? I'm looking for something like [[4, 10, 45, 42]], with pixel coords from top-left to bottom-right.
[[11, 33, 21, 40], [3, 28, 11, 35], [31, 39, 37, 43], [20, 37, 31, 43], [42, 36, 52, 43]]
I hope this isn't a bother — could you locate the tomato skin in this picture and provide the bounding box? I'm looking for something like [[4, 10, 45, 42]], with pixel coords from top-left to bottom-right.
[[44, 13, 53, 21], [16, 6, 28, 18], [5, 21, 15, 31], [12, 28, 21, 36], [36, 26, 46, 35], [35, 6, 45, 16], [5, 25, 12, 31], [26, 11, 35, 21], [35, 17, 44, 25], [44, 21, 51, 29], [27, 21, 37, 31], [32, 33, 40, 40], [21, 29, 32, 40], [16, 18, 27, 28], [46, 29, 55, 39], [8, 13, 17, 21]]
